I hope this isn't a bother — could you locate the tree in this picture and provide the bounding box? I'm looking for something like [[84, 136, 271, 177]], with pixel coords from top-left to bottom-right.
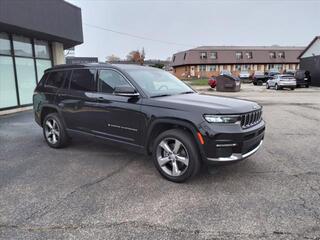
[[106, 54, 121, 62], [126, 48, 145, 65]]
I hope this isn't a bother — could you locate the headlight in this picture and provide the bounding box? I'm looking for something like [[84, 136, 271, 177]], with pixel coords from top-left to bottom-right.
[[204, 115, 240, 123]]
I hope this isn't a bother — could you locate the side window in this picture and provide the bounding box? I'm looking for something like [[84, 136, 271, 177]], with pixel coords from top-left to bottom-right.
[[70, 69, 96, 91], [99, 69, 130, 94], [45, 71, 70, 88], [38, 72, 49, 87]]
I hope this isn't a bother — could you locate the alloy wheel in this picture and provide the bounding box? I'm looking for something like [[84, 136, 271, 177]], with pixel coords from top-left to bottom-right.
[[156, 138, 189, 177], [44, 118, 60, 144]]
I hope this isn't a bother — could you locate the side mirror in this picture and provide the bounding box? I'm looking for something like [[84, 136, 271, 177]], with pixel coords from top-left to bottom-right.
[[114, 85, 139, 97]]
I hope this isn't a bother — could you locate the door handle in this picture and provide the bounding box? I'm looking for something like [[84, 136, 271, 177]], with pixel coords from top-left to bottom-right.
[[96, 97, 104, 102]]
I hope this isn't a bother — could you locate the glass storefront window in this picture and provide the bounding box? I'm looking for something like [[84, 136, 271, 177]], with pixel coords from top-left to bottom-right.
[[13, 35, 33, 57], [0, 56, 18, 108], [34, 39, 50, 59], [0, 33, 11, 55], [15, 58, 36, 105], [36, 59, 52, 79]]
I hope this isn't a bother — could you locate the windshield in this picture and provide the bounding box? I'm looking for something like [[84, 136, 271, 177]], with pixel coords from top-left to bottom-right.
[[126, 68, 194, 97]]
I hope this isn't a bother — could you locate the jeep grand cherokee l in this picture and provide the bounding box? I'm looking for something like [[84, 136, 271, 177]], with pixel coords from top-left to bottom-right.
[[33, 64, 265, 182]]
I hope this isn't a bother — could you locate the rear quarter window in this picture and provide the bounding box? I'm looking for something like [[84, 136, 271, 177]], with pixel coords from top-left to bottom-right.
[[45, 70, 71, 89]]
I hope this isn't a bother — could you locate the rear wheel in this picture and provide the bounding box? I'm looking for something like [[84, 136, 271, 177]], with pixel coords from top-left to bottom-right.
[[152, 129, 201, 183], [43, 113, 69, 148], [257, 80, 263, 86]]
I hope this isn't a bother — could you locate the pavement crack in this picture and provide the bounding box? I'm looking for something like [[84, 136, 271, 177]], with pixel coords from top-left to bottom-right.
[[24, 160, 134, 223], [2, 221, 320, 239]]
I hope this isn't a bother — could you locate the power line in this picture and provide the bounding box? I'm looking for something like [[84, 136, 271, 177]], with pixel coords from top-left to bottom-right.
[[83, 22, 195, 47]]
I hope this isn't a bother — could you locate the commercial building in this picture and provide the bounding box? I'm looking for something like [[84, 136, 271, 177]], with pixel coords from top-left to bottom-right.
[[298, 36, 320, 87], [0, 0, 83, 112], [171, 46, 304, 79]]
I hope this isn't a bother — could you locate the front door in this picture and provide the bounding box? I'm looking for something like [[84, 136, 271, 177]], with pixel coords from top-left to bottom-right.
[[90, 69, 144, 146]]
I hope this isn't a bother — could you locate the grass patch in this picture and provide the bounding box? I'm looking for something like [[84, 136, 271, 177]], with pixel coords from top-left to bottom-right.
[[183, 79, 209, 86]]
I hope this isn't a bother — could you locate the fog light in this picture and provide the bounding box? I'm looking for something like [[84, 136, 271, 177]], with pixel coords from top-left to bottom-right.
[[216, 143, 237, 147]]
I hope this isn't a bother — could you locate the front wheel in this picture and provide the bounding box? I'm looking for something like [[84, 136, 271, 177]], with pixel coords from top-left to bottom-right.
[[152, 129, 201, 182], [275, 84, 281, 90], [266, 83, 270, 89], [43, 113, 69, 148]]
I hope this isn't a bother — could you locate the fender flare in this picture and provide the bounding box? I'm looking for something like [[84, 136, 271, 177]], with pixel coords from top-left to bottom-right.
[[144, 117, 206, 159], [39, 104, 66, 127]]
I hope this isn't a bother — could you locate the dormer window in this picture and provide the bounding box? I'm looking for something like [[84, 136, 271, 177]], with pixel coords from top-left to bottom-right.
[[200, 52, 207, 59], [236, 52, 243, 60]]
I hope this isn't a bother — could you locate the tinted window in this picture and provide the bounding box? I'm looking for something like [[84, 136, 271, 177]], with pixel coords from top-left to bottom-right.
[[99, 70, 130, 94], [38, 72, 49, 87], [0, 33, 11, 55], [12, 35, 33, 57], [45, 71, 71, 88], [70, 69, 96, 91]]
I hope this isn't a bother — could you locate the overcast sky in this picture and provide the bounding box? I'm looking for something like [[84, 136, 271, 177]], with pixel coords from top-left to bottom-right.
[[67, 0, 320, 61]]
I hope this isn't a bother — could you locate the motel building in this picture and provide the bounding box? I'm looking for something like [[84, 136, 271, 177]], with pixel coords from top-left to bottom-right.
[[0, 0, 83, 114], [171, 46, 304, 79]]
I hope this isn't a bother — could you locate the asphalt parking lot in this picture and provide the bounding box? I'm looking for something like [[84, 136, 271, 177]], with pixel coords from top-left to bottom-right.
[[1, 84, 320, 240]]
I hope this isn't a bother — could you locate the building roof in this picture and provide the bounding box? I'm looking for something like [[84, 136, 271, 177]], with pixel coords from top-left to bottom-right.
[[193, 46, 305, 51], [172, 45, 305, 67], [298, 36, 320, 59], [0, 0, 83, 49]]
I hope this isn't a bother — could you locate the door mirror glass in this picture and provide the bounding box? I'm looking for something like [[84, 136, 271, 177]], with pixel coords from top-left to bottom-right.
[[114, 85, 139, 97]]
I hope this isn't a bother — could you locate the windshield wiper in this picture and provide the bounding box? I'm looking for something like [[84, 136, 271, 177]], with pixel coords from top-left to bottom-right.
[[150, 94, 172, 98]]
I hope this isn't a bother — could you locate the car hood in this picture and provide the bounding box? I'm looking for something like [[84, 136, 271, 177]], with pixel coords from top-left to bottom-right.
[[149, 93, 260, 114]]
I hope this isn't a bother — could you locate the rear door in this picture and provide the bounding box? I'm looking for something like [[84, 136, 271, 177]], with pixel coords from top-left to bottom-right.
[[57, 68, 99, 132]]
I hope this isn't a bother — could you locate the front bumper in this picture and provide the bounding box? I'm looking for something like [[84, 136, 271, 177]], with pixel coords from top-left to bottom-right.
[[207, 140, 263, 161], [198, 120, 265, 163]]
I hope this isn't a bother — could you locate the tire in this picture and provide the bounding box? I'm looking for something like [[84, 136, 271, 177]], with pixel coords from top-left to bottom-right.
[[275, 84, 281, 90], [306, 84, 309, 88], [43, 113, 69, 148], [257, 80, 263, 86], [152, 129, 201, 183], [291, 87, 294, 90], [253, 82, 257, 86], [266, 83, 270, 89]]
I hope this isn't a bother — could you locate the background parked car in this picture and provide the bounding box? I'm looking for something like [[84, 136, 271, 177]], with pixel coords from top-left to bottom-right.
[[208, 76, 217, 88], [266, 69, 280, 79], [283, 69, 296, 75], [239, 70, 251, 82], [266, 74, 296, 90], [220, 70, 232, 76], [252, 71, 268, 85], [294, 70, 311, 88]]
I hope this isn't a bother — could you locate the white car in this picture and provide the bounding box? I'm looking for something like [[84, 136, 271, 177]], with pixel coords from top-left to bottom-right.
[[266, 74, 296, 90], [239, 70, 250, 79]]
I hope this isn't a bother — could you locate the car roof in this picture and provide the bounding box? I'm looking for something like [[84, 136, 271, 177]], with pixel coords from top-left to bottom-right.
[[45, 63, 157, 72]]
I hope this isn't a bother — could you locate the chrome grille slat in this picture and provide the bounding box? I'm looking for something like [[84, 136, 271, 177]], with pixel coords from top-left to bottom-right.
[[240, 109, 262, 129]]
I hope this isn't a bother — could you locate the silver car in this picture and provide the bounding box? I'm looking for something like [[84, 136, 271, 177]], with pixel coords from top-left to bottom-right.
[[266, 74, 296, 90]]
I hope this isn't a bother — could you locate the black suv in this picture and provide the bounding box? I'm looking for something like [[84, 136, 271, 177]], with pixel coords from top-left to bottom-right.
[[33, 64, 265, 182]]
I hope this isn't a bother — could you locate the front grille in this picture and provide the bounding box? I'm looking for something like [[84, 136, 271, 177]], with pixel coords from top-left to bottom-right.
[[241, 110, 262, 128]]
